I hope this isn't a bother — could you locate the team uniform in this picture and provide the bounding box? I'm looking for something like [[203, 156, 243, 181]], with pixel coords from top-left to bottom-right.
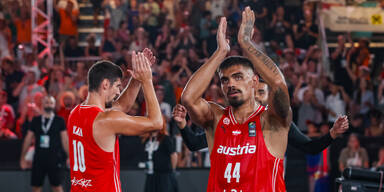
[[207, 105, 286, 192], [67, 105, 121, 192]]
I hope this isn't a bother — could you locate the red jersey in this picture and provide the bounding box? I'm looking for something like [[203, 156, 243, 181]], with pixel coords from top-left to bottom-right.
[[67, 105, 121, 192], [207, 105, 286, 192]]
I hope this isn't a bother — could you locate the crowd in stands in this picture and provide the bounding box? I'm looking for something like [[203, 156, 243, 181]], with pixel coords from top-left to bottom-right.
[[0, 0, 383, 182]]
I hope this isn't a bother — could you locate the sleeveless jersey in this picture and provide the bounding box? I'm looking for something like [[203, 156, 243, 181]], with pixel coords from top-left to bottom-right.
[[207, 105, 286, 192], [67, 105, 121, 192]]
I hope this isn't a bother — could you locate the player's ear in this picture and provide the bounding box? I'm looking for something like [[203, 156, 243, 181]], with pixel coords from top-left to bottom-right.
[[101, 79, 110, 91]]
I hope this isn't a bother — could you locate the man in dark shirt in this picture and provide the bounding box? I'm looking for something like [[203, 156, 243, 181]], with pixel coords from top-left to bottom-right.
[[20, 96, 68, 192], [172, 80, 349, 154], [1, 57, 25, 109]]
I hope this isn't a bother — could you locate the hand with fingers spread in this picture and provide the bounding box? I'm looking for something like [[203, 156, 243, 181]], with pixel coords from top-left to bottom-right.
[[143, 48, 156, 66], [216, 17, 230, 54], [172, 104, 187, 129], [128, 51, 153, 83], [330, 115, 349, 139], [238, 6, 255, 46]]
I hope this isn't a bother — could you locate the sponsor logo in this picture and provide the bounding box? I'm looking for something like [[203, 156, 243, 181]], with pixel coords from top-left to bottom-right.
[[232, 130, 241, 135], [223, 117, 230, 125], [217, 143, 256, 156], [73, 126, 83, 137], [248, 122, 256, 137], [71, 177, 92, 188]]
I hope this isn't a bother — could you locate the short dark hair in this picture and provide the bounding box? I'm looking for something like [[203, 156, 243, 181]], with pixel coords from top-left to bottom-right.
[[88, 60, 123, 92], [218, 56, 255, 74]]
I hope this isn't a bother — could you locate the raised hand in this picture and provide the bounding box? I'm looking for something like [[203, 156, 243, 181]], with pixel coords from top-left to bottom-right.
[[143, 48, 156, 66], [216, 17, 230, 54], [330, 115, 349, 139], [128, 51, 152, 83], [238, 6, 255, 45], [172, 104, 187, 129]]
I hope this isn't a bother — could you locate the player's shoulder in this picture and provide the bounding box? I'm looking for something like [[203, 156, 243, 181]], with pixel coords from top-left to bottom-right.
[[94, 109, 127, 123], [207, 101, 225, 116]]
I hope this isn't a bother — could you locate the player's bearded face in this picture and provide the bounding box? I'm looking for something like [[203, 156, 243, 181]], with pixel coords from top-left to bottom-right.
[[227, 87, 245, 107], [219, 66, 255, 108], [105, 80, 121, 108]]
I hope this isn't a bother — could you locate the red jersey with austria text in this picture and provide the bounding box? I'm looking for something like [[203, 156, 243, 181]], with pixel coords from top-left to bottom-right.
[[67, 105, 121, 192], [207, 105, 286, 192]]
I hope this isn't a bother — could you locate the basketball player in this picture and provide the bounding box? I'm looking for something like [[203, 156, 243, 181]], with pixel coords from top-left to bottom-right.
[[174, 80, 349, 154], [67, 50, 163, 192], [181, 7, 291, 191]]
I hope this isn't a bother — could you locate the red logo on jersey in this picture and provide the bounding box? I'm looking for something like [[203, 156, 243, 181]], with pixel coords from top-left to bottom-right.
[[223, 117, 230, 125]]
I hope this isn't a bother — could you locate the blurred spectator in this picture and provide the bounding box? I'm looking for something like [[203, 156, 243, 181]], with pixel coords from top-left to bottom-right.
[[364, 110, 384, 137], [207, 0, 226, 19], [13, 70, 45, 113], [252, 27, 266, 54], [129, 27, 151, 51], [172, 26, 196, 51], [10, 6, 31, 45], [45, 68, 64, 98], [90, 0, 103, 25], [0, 91, 17, 139], [155, 24, 174, 60], [64, 36, 83, 58], [84, 34, 100, 57], [100, 27, 117, 56], [1, 57, 24, 109], [280, 48, 301, 73], [325, 82, 349, 124], [339, 134, 369, 172], [17, 91, 44, 138], [0, 12, 11, 60], [116, 21, 131, 45], [56, 0, 79, 42], [268, 6, 294, 49], [347, 39, 370, 77], [351, 78, 374, 116], [56, 91, 76, 124], [371, 147, 384, 171], [293, 3, 318, 49], [302, 45, 322, 76], [155, 85, 172, 124], [142, 0, 160, 43], [331, 35, 354, 96], [378, 79, 384, 105], [103, 0, 129, 30], [199, 11, 212, 40]]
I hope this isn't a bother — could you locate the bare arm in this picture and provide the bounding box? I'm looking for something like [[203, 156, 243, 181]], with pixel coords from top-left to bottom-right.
[[97, 52, 163, 135], [60, 130, 69, 156], [378, 81, 384, 103], [238, 7, 291, 126], [181, 17, 229, 128], [112, 48, 156, 113], [171, 152, 178, 170], [20, 130, 34, 169]]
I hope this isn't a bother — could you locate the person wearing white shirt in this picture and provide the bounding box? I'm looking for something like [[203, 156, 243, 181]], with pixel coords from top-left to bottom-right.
[[326, 82, 350, 123]]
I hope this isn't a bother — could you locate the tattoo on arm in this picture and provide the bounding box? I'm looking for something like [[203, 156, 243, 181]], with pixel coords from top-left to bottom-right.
[[247, 45, 280, 76], [272, 87, 290, 120]]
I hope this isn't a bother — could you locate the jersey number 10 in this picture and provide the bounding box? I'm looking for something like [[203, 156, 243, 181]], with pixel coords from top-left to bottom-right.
[[224, 163, 240, 183], [72, 140, 86, 172]]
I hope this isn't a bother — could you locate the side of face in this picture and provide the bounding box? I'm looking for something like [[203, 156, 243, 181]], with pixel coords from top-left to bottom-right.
[[102, 78, 122, 108], [219, 65, 257, 107], [254, 82, 268, 106]]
